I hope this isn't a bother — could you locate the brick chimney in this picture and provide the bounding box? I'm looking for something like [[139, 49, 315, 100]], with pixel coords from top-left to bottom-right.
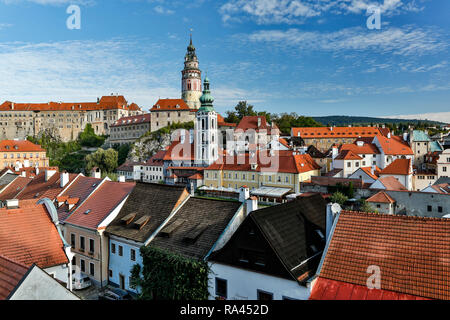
[[60, 171, 69, 188]]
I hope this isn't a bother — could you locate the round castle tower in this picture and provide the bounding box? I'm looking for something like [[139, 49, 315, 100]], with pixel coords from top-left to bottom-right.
[[181, 35, 202, 109]]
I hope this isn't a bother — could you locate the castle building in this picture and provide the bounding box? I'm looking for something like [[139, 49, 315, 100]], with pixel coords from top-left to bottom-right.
[[181, 35, 202, 109]]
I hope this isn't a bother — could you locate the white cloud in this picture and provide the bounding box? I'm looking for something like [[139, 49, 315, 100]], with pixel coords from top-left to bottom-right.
[[240, 25, 447, 56], [219, 0, 424, 24], [154, 5, 174, 15]]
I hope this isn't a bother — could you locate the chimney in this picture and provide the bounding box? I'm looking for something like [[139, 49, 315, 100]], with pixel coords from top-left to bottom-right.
[[387, 132, 391, 139], [91, 167, 101, 179], [60, 171, 69, 188], [189, 129, 194, 144], [245, 196, 258, 216], [257, 117, 261, 128], [326, 203, 342, 242], [21, 171, 27, 177], [371, 165, 375, 176], [118, 175, 126, 183], [6, 199, 19, 209], [190, 181, 195, 196], [45, 168, 57, 182], [11, 103, 14, 110], [35, 165, 40, 176], [330, 126, 333, 131], [239, 185, 250, 202], [331, 146, 338, 160], [403, 132, 408, 142]]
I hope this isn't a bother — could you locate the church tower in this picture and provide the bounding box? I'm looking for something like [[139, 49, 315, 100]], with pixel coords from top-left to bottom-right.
[[181, 35, 202, 109], [195, 76, 218, 166]]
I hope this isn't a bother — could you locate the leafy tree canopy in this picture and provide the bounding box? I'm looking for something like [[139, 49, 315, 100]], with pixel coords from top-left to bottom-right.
[[85, 148, 118, 173]]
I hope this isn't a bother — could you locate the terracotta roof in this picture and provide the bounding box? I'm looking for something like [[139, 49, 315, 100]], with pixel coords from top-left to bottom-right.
[[0, 95, 134, 112], [0, 254, 29, 300], [292, 127, 386, 139], [206, 151, 321, 174], [279, 138, 290, 148], [17, 171, 77, 201], [144, 150, 166, 166], [235, 116, 279, 134], [5, 166, 48, 178], [0, 199, 69, 268], [334, 150, 362, 160], [359, 166, 381, 180], [318, 211, 450, 300], [128, 103, 141, 111], [366, 191, 395, 203], [372, 176, 407, 191], [188, 173, 203, 180], [429, 183, 450, 194], [340, 141, 380, 155], [64, 180, 135, 230], [380, 158, 412, 175], [0, 140, 45, 153], [117, 162, 143, 172], [310, 277, 429, 300], [163, 140, 196, 161], [375, 135, 413, 155], [0, 177, 32, 201], [217, 114, 237, 127], [110, 113, 150, 127], [151, 99, 190, 111]]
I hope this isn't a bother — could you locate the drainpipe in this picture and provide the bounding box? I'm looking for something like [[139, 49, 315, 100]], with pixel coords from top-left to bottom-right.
[[98, 229, 104, 289]]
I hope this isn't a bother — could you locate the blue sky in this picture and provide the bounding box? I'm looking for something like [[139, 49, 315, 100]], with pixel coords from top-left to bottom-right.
[[0, 0, 448, 121]]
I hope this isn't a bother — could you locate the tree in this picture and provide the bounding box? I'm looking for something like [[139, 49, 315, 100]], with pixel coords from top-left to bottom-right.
[[224, 101, 257, 123], [330, 192, 348, 206], [113, 143, 131, 166], [85, 148, 118, 173], [360, 200, 376, 213], [78, 124, 106, 148]]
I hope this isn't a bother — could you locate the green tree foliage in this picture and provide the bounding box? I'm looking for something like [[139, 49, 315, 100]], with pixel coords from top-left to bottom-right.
[[272, 113, 323, 134], [360, 200, 376, 213], [85, 148, 118, 173], [225, 101, 257, 123], [112, 143, 131, 166], [78, 124, 106, 147], [130, 246, 210, 300], [328, 182, 355, 198], [330, 192, 348, 206]]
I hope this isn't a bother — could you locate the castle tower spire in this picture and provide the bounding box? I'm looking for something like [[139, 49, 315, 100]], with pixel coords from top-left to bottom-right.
[[181, 33, 202, 109]]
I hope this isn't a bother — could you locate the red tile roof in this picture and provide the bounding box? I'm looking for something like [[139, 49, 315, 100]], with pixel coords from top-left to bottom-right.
[[318, 211, 450, 300], [0, 140, 45, 153], [0, 199, 69, 269], [144, 150, 166, 166], [0, 254, 29, 300], [366, 191, 395, 203], [235, 116, 279, 134], [310, 277, 429, 300], [372, 176, 407, 191], [292, 127, 387, 139], [0, 95, 136, 112], [380, 158, 412, 175], [163, 140, 196, 161], [64, 181, 135, 230], [217, 114, 237, 127], [0, 177, 32, 201], [188, 173, 203, 180], [206, 151, 321, 174], [279, 138, 290, 148], [17, 171, 77, 201], [359, 166, 381, 180], [375, 135, 413, 155], [334, 150, 362, 160], [428, 183, 450, 194], [110, 113, 150, 127], [340, 141, 380, 155], [151, 99, 191, 111]]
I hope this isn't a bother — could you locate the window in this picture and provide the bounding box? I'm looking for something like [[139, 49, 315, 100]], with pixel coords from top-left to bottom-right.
[[427, 205, 432, 212], [438, 206, 443, 213], [109, 270, 113, 278], [131, 249, 136, 261], [80, 236, 85, 251], [215, 278, 227, 299], [89, 239, 95, 253], [119, 245, 123, 256], [444, 167, 447, 172], [90, 263, 95, 276], [347, 162, 351, 168], [72, 257, 76, 266], [71, 234, 76, 247], [80, 259, 85, 272], [257, 290, 273, 300]]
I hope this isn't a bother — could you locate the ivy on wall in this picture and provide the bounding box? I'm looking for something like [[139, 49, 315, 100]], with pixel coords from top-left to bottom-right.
[[130, 246, 210, 300]]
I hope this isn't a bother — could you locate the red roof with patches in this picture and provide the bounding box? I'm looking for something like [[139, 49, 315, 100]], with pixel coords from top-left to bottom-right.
[[0, 199, 69, 269], [235, 116, 279, 134], [375, 135, 413, 155], [110, 113, 150, 127], [64, 180, 135, 230], [371, 176, 407, 191], [316, 210, 450, 300], [163, 140, 196, 161], [340, 141, 380, 155], [334, 150, 362, 160], [292, 126, 387, 139], [380, 158, 412, 175], [366, 191, 395, 203], [0, 254, 29, 300], [359, 166, 381, 180], [17, 171, 78, 201], [0, 140, 45, 153], [151, 99, 191, 111], [217, 114, 237, 127]]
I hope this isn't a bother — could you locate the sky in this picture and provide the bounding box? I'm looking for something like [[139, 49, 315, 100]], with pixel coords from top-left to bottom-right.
[[0, 0, 448, 121]]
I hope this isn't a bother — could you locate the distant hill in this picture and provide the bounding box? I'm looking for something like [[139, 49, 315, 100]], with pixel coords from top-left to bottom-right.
[[312, 115, 445, 126]]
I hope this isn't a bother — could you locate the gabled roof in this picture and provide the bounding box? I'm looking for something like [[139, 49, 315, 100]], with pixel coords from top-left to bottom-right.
[[380, 158, 412, 175], [412, 130, 431, 142], [306, 145, 326, 159], [144, 150, 166, 166], [340, 141, 380, 155], [430, 141, 443, 152], [117, 161, 143, 172], [0, 199, 69, 269], [105, 183, 188, 243], [427, 183, 450, 194], [334, 150, 362, 160], [249, 194, 327, 280], [110, 113, 150, 127], [371, 176, 407, 191], [151, 197, 242, 260], [366, 191, 395, 203], [56, 175, 103, 222], [217, 114, 237, 127], [64, 181, 135, 230], [235, 116, 279, 134], [0, 173, 19, 190], [0, 254, 29, 300], [359, 166, 381, 180], [317, 211, 450, 300], [0, 177, 32, 201], [375, 135, 413, 155], [292, 127, 386, 139], [151, 99, 191, 111], [17, 171, 77, 201], [0, 140, 45, 153]]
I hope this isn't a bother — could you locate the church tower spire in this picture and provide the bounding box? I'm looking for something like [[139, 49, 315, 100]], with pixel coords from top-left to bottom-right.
[[195, 77, 218, 166], [181, 33, 202, 109]]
